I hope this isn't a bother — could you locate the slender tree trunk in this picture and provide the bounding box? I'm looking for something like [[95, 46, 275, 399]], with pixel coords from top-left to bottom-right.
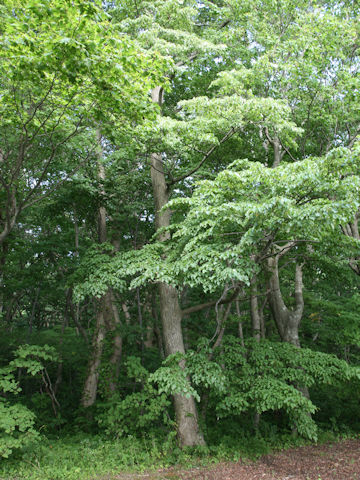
[[122, 302, 131, 325], [250, 276, 261, 342], [213, 302, 232, 350], [27, 287, 40, 340], [81, 299, 106, 407], [68, 288, 89, 344], [107, 291, 122, 394], [152, 293, 165, 359], [54, 315, 66, 397], [81, 130, 111, 406], [264, 130, 285, 168], [0, 241, 8, 316], [107, 237, 123, 392], [235, 298, 245, 348], [259, 303, 266, 339], [342, 210, 360, 276], [249, 277, 262, 429], [150, 87, 205, 447], [136, 287, 145, 362], [201, 302, 231, 422]]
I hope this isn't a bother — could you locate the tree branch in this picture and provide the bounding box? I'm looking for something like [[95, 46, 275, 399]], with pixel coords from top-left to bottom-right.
[[167, 127, 236, 186], [181, 286, 240, 317]]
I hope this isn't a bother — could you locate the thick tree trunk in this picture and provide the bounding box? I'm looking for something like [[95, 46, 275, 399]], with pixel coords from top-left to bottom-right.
[[158, 283, 205, 446], [150, 87, 205, 447], [264, 130, 285, 168], [267, 256, 304, 346], [272, 136, 283, 168], [267, 255, 310, 403]]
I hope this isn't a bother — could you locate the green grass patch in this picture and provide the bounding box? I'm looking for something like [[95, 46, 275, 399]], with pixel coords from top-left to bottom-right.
[[0, 430, 353, 480]]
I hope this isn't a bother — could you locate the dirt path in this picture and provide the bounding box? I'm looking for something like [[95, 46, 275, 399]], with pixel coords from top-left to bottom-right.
[[108, 438, 360, 480]]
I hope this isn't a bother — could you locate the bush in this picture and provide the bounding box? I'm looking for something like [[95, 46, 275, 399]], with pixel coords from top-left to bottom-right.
[[0, 344, 57, 458]]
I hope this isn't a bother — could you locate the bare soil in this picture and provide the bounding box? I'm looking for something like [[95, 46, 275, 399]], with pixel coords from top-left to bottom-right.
[[108, 438, 360, 480]]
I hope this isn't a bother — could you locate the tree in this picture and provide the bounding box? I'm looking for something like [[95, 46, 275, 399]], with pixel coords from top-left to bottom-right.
[[0, 0, 166, 246]]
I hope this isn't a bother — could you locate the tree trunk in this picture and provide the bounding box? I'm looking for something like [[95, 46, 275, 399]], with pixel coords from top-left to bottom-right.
[[136, 287, 145, 362], [107, 291, 123, 394], [272, 136, 283, 168], [267, 256, 304, 346], [150, 87, 205, 447], [54, 315, 66, 397], [250, 276, 261, 342], [267, 255, 310, 404], [81, 299, 106, 407], [27, 287, 40, 340], [82, 130, 122, 405], [342, 210, 360, 276], [235, 298, 245, 348], [68, 291, 88, 343], [152, 293, 165, 359], [158, 282, 205, 446], [249, 277, 263, 429]]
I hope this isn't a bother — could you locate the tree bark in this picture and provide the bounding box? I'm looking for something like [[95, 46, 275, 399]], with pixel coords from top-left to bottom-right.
[[249, 276, 262, 429], [158, 282, 205, 446], [150, 87, 205, 447], [81, 298, 106, 407], [107, 291, 123, 394], [250, 276, 262, 342], [213, 302, 232, 351], [152, 293, 165, 359], [272, 136, 283, 168], [81, 130, 122, 405], [267, 255, 310, 404], [267, 255, 304, 347], [264, 130, 285, 168], [68, 288, 89, 344], [235, 298, 245, 348], [342, 210, 360, 276]]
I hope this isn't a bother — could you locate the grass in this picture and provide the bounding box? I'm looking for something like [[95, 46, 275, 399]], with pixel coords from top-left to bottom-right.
[[0, 434, 167, 480], [0, 430, 353, 480]]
